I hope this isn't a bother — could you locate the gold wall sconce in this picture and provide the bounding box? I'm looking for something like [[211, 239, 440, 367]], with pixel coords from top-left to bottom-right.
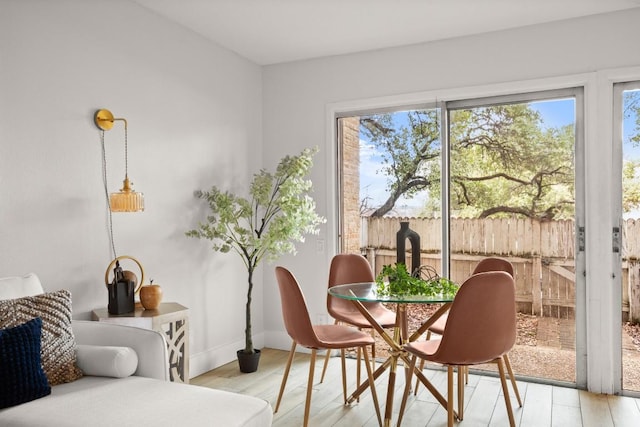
[[94, 109, 144, 212]]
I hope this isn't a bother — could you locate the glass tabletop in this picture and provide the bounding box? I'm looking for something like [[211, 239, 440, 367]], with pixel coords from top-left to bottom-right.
[[328, 282, 456, 304]]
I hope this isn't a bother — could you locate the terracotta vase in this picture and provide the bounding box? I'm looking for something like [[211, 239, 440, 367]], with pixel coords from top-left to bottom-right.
[[140, 284, 163, 310]]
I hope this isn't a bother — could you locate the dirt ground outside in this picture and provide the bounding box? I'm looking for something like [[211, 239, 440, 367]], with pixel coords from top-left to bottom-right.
[[358, 304, 640, 392]]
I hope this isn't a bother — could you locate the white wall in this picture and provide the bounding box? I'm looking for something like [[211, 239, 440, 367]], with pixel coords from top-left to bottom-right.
[[0, 0, 263, 377], [262, 8, 640, 393]]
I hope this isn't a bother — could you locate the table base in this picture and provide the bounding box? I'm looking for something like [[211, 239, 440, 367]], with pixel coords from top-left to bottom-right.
[[345, 299, 455, 426]]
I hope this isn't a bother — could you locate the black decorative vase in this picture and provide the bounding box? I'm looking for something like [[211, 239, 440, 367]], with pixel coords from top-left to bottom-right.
[[397, 221, 421, 275], [237, 349, 261, 373]]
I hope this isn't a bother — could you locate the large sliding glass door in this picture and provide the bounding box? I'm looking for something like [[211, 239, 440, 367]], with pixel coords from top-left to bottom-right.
[[337, 88, 585, 385]]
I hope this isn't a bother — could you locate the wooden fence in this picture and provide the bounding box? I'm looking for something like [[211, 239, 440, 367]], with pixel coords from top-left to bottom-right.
[[363, 217, 640, 321]]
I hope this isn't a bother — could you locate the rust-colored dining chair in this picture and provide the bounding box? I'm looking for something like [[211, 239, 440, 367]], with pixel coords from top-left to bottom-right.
[[320, 254, 396, 384], [414, 257, 522, 409], [397, 271, 518, 427], [274, 266, 382, 427], [425, 258, 515, 341], [472, 257, 515, 276]]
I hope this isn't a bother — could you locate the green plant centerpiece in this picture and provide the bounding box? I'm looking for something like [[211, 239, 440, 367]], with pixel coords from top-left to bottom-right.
[[375, 263, 459, 297], [186, 147, 325, 372]]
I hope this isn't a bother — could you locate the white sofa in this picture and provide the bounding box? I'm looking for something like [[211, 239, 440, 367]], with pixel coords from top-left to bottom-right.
[[0, 274, 273, 427]]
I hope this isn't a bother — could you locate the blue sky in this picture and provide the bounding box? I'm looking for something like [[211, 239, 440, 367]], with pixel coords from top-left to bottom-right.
[[532, 95, 638, 149], [529, 98, 574, 129]]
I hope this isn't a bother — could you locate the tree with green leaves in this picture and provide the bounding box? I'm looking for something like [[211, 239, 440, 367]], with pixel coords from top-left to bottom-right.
[[361, 110, 440, 217], [362, 104, 575, 220], [186, 147, 325, 358], [449, 105, 574, 220], [626, 91, 640, 146]]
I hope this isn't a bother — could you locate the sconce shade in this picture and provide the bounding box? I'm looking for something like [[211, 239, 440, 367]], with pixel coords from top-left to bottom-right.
[[110, 176, 144, 212], [95, 108, 145, 213]]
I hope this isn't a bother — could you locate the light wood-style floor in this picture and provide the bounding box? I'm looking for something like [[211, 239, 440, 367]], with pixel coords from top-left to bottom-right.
[[192, 348, 640, 426]]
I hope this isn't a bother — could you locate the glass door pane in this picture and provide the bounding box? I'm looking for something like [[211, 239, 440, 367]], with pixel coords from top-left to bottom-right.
[[447, 91, 580, 384], [338, 107, 442, 275], [616, 82, 640, 393], [338, 107, 445, 369]]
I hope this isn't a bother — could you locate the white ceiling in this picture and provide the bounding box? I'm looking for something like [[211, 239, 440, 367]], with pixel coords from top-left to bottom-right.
[[133, 0, 640, 65]]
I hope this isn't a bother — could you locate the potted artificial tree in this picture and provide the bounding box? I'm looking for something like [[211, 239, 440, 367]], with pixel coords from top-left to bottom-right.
[[186, 147, 325, 372]]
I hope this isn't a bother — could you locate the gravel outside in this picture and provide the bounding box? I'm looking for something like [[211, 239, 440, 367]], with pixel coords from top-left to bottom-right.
[[357, 303, 640, 391]]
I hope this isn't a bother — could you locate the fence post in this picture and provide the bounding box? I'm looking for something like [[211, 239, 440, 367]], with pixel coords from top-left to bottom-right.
[[366, 247, 376, 276], [532, 256, 543, 316], [630, 260, 640, 323]]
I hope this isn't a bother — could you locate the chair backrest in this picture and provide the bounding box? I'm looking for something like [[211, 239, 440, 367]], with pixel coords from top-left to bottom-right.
[[326, 254, 376, 316], [275, 266, 321, 349], [472, 257, 514, 277], [435, 271, 516, 365]]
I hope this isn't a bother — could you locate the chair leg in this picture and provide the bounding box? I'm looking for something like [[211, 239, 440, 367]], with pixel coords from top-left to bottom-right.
[[320, 319, 339, 383], [275, 340, 297, 413], [447, 365, 455, 427], [362, 346, 382, 427], [496, 357, 516, 427], [340, 348, 347, 404], [356, 346, 362, 402], [504, 353, 522, 407], [303, 349, 318, 427], [370, 329, 376, 372], [413, 331, 431, 395], [457, 366, 464, 421], [397, 354, 418, 427], [320, 348, 332, 383], [456, 366, 469, 420], [413, 359, 426, 395], [371, 343, 376, 372]]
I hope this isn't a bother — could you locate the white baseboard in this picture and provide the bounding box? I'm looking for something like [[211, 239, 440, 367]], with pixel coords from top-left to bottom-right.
[[190, 330, 335, 378], [189, 332, 265, 378]]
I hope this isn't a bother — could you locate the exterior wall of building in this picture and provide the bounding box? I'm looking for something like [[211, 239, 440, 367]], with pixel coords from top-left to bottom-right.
[[340, 117, 361, 255]]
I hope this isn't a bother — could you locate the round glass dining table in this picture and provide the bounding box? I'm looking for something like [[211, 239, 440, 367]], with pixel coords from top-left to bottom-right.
[[328, 282, 456, 427], [328, 281, 456, 303]]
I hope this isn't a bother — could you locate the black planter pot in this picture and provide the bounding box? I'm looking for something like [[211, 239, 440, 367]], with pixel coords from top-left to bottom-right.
[[237, 349, 261, 373]]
